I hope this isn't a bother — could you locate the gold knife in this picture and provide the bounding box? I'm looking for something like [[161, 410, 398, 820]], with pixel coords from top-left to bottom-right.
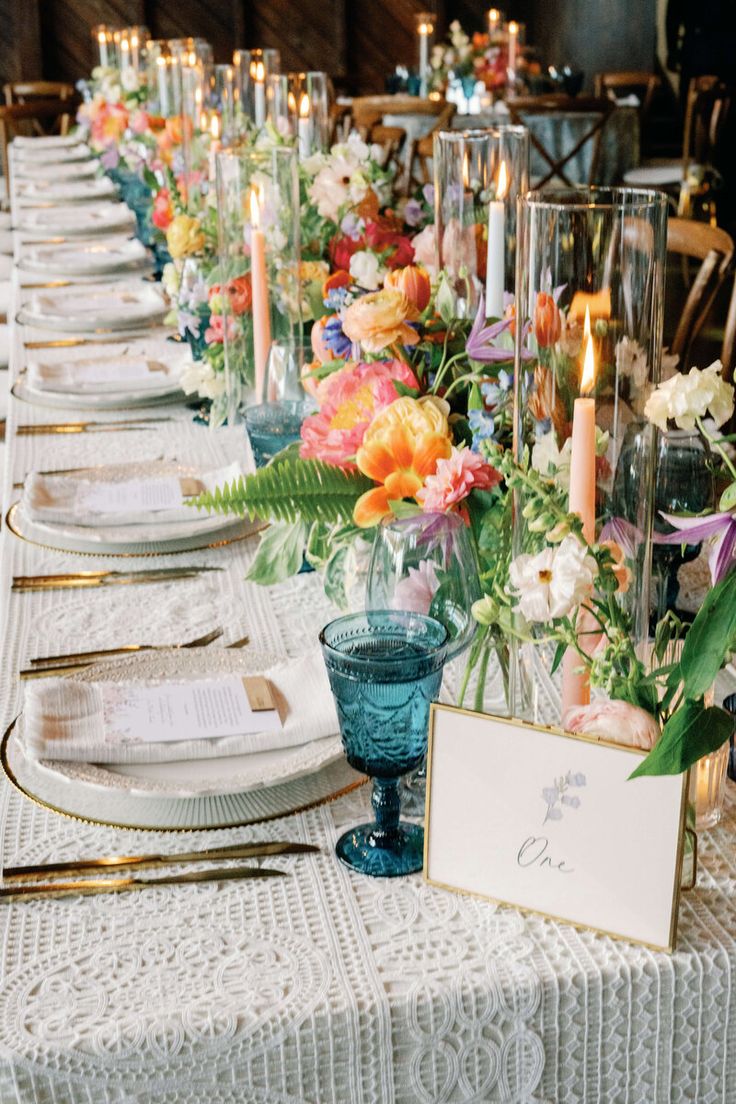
[[13, 567, 223, 591], [4, 841, 319, 881], [27, 627, 223, 668], [17, 417, 172, 435], [24, 337, 159, 349], [0, 865, 286, 902]]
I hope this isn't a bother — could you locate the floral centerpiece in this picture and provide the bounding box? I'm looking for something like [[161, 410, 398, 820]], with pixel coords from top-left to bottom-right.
[[429, 20, 540, 96]]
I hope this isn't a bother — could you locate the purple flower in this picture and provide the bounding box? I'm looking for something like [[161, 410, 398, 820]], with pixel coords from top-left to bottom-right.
[[655, 512, 736, 585], [340, 212, 363, 240], [100, 146, 120, 170], [466, 301, 535, 364], [599, 517, 642, 560], [403, 198, 423, 227], [422, 183, 435, 208]]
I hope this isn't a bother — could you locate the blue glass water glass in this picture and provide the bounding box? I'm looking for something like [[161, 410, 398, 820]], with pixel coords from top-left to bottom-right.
[[244, 399, 312, 467], [320, 611, 448, 877]]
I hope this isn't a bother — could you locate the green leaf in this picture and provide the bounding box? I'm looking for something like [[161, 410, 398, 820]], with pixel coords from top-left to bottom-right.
[[680, 569, 736, 699], [388, 499, 422, 519], [191, 459, 373, 526], [629, 700, 733, 778], [468, 382, 483, 411], [393, 380, 420, 399], [323, 545, 350, 608], [550, 641, 567, 675], [719, 482, 736, 511], [244, 521, 307, 586]]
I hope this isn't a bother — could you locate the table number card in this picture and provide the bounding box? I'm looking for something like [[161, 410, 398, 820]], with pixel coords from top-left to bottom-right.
[[424, 705, 688, 951]]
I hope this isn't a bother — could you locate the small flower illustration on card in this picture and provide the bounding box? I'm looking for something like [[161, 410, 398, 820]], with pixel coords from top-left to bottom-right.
[[542, 771, 586, 825]]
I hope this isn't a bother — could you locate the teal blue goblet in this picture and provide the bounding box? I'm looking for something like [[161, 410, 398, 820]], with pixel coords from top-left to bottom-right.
[[320, 611, 448, 877]]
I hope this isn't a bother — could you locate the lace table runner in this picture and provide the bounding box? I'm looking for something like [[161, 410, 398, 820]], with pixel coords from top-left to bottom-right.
[[0, 161, 734, 1104]]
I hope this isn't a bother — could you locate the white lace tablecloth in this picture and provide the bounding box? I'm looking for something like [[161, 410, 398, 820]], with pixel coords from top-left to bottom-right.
[[0, 147, 734, 1104]]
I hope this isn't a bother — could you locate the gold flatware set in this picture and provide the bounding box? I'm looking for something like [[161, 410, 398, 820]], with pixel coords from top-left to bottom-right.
[[16, 417, 172, 435], [0, 840, 320, 901], [12, 566, 224, 591]]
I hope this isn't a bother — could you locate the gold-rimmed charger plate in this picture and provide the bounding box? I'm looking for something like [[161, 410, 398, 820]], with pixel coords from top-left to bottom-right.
[[6, 500, 265, 558], [11, 374, 186, 412], [1, 648, 365, 831]]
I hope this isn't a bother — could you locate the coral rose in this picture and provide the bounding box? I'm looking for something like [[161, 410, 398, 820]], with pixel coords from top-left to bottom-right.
[[416, 446, 501, 513], [152, 188, 173, 231], [299, 360, 419, 469], [384, 265, 431, 312], [166, 214, 205, 259], [563, 700, 659, 750], [226, 274, 252, 315], [353, 396, 453, 527], [534, 292, 562, 348], [342, 288, 419, 354]]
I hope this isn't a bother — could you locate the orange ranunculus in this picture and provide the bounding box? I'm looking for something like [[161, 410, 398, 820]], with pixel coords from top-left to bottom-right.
[[226, 274, 252, 315], [353, 396, 453, 527], [384, 265, 431, 313], [568, 288, 612, 322], [164, 115, 194, 145], [534, 292, 562, 347], [342, 288, 419, 354]]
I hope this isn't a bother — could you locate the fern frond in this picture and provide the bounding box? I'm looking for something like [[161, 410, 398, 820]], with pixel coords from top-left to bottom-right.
[[192, 459, 373, 525]]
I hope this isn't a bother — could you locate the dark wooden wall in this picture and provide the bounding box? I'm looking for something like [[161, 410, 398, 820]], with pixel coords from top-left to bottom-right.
[[0, 0, 656, 94]]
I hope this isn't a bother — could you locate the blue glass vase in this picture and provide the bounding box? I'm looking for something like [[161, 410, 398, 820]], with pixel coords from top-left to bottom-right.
[[320, 611, 448, 877]]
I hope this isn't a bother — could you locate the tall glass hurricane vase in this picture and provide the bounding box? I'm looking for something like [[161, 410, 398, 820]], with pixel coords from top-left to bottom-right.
[[511, 187, 668, 726], [433, 126, 529, 320], [215, 145, 302, 427]]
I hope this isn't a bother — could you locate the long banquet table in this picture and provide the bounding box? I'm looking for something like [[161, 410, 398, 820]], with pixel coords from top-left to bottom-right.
[[0, 145, 734, 1104]]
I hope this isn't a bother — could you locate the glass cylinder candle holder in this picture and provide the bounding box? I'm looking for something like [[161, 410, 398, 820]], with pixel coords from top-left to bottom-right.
[[267, 75, 292, 137], [433, 126, 529, 320], [146, 43, 181, 117], [415, 12, 436, 98], [487, 8, 506, 40], [288, 71, 330, 155], [511, 187, 668, 726], [91, 25, 118, 69], [180, 63, 210, 203], [215, 146, 302, 426], [234, 49, 281, 129], [690, 745, 729, 830], [211, 63, 244, 143], [169, 37, 213, 67], [125, 26, 148, 70]]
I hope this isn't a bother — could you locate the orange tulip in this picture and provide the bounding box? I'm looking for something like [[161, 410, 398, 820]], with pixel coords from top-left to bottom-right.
[[534, 292, 562, 347], [353, 396, 452, 527], [322, 269, 351, 297], [384, 265, 431, 312]]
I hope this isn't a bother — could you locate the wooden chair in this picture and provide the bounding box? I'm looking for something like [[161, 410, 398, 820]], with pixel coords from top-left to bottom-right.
[[506, 94, 615, 187], [404, 102, 457, 194], [594, 71, 659, 121], [0, 98, 80, 196], [4, 81, 76, 106], [666, 217, 734, 369], [368, 124, 407, 178], [349, 95, 448, 139], [624, 76, 732, 192]]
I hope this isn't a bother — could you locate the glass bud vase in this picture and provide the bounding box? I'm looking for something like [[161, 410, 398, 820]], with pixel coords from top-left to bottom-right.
[[433, 126, 529, 320], [511, 187, 668, 728], [215, 146, 302, 427]]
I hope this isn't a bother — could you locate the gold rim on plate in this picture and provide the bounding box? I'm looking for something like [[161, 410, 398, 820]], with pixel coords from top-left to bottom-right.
[[5, 501, 267, 559], [10, 375, 186, 413], [0, 719, 367, 833]]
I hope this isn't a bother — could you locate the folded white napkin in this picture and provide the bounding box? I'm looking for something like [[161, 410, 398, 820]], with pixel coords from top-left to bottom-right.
[[22, 204, 135, 233], [28, 283, 162, 323], [22, 461, 241, 529], [27, 344, 187, 395], [23, 653, 339, 764]]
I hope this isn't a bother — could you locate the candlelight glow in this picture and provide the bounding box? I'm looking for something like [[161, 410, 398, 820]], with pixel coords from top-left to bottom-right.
[[581, 306, 596, 394], [252, 60, 265, 82], [249, 184, 263, 229], [496, 160, 509, 200], [488, 7, 501, 21], [121, 39, 130, 53], [508, 20, 519, 35], [131, 33, 139, 48], [97, 30, 106, 45], [210, 113, 221, 141], [462, 154, 470, 189], [288, 91, 297, 113], [200, 109, 209, 131], [299, 92, 310, 118], [418, 20, 434, 35]]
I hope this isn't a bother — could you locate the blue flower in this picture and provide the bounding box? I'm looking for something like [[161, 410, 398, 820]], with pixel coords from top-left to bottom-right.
[[323, 315, 352, 358], [324, 286, 349, 312], [468, 408, 496, 452]]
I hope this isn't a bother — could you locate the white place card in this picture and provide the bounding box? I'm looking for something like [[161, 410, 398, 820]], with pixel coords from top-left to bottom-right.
[[424, 705, 688, 951], [101, 676, 282, 744], [81, 478, 186, 516]]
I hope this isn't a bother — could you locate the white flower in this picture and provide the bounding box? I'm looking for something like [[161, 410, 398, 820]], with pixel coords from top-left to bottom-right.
[[508, 536, 598, 623], [120, 68, 140, 93], [615, 336, 649, 389], [180, 361, 226, 401], [161, 262, 180, 298], [531, 432, 572, 490], [349, 250, 383, 290], [644, 359, 735, 431]]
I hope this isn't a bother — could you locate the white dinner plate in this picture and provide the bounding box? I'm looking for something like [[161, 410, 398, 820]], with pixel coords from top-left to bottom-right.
[[20, 235, 149, 276], [16, 176, 118, 204], [13, 159, 99, 181], [8, 459, 262, 556], [16, 202, 136, 237], [2, 650, 358, 830], [13, 133, 88, 150], [13, 142, 92, 164], [17, 280, 166, 331]]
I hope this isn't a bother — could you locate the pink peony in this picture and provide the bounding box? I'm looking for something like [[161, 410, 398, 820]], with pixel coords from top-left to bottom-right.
[[562, 700, 660, 750], [204, 314, 237, 345], [411, 225, 437, 276], [299, 359, 419, 469], [415, 446, 500, 513], [391, 559, 440, 615]]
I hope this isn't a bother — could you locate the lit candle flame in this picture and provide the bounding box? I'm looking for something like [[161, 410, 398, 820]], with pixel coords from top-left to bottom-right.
[[488, 8, 501, 22], [580, 305, 596, 394], [418, 20, 433, 35], [200, 109, 209, 131], [210, 113, 221, 141], [249, 184, 262, 229], [97, 30, 106, 45], [288, 91, 297, 114], [508, 20, 519, 35], [254, 60, 265, 82], [496, 160, 508, 200], [299, 92, 310, 118], [462, 154, 470, 189], [131, 33, 138, 48]]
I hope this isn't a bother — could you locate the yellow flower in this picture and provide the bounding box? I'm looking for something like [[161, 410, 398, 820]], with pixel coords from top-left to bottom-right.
[[353, 396, 452, 527], [166, 214, 205, 259], [342, 288, 419, 354]]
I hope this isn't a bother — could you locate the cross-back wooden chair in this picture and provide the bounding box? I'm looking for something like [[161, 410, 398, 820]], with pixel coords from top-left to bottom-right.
[[506, 93, 615, 187], [594, 71, 659, 120], [349, 95, 448, 139], [404, 102, 457, 194], [368, 124, 407, 178], [4, 82, 77, 136], [0, 98, 80, 197], [666, 217, 734, 369]]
